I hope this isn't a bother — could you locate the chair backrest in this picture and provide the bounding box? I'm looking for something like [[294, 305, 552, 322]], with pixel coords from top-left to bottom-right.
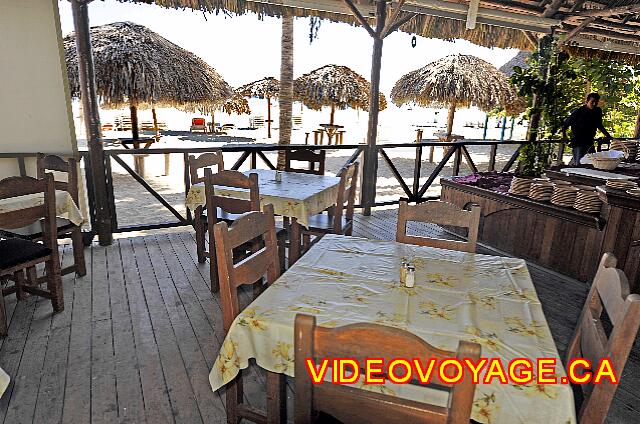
[[37, 153, 79, 204], [565, 253, 640, 424], [0, 175, 58, 256], [192, 117, 206, 126], [213, 204, 280, 333], [204, 168, 259, 216], [396, 200, 481, 253], [284, 149, 326, 175], [294, 314, 480, 424], [332, 162, 359, 233], [189, 150, 225, 185]]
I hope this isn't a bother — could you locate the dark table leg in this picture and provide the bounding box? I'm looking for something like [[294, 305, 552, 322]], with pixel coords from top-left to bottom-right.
[[266, 371, 286, 424], [289, 217, 301, 267]]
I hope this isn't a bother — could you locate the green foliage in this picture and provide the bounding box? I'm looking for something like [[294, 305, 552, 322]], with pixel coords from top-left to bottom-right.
[[510, 41, 640, 139], [508, 37, 640, 176], [518, 143, 553, 178]]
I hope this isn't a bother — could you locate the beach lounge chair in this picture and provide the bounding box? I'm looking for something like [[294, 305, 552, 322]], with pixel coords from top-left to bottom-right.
[[190, 117, 207, 132]]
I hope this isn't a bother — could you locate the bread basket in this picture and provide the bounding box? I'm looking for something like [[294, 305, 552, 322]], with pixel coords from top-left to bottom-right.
[[582, 150, 624, 170]]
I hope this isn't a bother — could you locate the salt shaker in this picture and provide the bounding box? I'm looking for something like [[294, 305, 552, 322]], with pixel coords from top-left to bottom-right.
[[275, 170, 282, 182], [400, 258, 408, 284], [405, 265, 416, 288]]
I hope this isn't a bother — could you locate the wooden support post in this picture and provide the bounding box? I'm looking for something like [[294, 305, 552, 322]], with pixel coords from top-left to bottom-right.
[[71, 0, 112, 246], [500, 116, 507, 141], [267, 96, 272, 138], [509, 116, 515, 140], [488, 144, 497, 171], [482, 114, 489, 140], [360, 0, 386, 215]]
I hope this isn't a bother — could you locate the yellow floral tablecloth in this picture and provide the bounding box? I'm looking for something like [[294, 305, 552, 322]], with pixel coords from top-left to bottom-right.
[[0, 367, 8, 398], [210, 235, 576, 424], [185, 169, 341, 227], [0, 190, 84, 227]]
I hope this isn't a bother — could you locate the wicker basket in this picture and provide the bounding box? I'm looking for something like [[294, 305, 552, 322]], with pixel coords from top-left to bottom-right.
[[591, 157, 622, 170]]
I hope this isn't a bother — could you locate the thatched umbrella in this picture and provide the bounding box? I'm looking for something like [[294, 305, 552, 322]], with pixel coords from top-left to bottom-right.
[[64, 21, 234, 140], [391, 54, 523, 140], [294, 65, 387, 125], [238, 77, 279, 138], [201, 92, 251, 133]]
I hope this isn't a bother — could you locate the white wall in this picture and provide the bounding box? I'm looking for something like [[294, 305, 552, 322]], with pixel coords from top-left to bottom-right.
[[0, 0, 76, 178]]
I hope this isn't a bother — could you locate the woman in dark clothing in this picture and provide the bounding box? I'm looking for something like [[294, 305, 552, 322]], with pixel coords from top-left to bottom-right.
[[562, 93, 612, 165]]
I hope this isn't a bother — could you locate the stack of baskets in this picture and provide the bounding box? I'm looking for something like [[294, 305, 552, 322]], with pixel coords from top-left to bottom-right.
[[610, 139, 638, 161]]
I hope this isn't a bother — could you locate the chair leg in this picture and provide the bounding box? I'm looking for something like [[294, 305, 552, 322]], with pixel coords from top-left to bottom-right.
[[45, 259, 64, 312], [0, 287, 6, 337], [277, 232, 286, 273], [26, 266, 37, 285], [208, 253, 220, 294], [303, 234, 311, 252], [14, 271, 25, 300], [194, 213, 207, 264], [71, 227, 87, 277], [226, 375, 243, 424]]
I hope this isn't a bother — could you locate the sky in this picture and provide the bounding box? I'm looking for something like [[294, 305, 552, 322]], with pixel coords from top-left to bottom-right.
[[56, 0, 519, 93]]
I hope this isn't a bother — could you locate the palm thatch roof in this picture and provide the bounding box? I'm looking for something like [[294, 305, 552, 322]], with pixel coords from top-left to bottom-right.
[[391, 54, 524, 116], [120, 0, 640, 62], [294, 65, 386, 112], [120, 1, 531, 51], [221, 93, 251, 115], [238, 77, 279, 99], [64, 21, 234, 111]]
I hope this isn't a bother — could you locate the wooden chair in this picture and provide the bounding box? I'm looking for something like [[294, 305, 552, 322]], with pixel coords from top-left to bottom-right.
[[0, 175, 64, 336], [301, 162, 358, 251], [285, 149, 326, 175], [294, 314, 481, 424], [188, 151, 226, 263], [204, 168, 260, 293], [213, 204, 284, 424], [0, 154, 86, 277], [565, 253, 640, 424], [396, 200, 481, 253]]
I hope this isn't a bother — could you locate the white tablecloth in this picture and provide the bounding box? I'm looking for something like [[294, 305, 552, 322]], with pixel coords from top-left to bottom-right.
[[210, 235, 576, 424], [185, 169, 341, 227], [0, 190, 84, 227]]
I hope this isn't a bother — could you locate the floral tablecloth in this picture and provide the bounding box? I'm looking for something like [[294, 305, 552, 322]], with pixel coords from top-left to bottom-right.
[[0, 190, 84, 227], [0, 367, 8, 398], [185, 169, 341, 227], [210, 235, 576, 424]]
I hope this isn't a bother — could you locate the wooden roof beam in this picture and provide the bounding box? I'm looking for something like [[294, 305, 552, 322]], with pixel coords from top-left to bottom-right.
[[559, 16, 594, 45], [569, 35, 640, 56], [264, 0, 560, 33], [541, 0, 565, 18], [577, 3, 640, 18]]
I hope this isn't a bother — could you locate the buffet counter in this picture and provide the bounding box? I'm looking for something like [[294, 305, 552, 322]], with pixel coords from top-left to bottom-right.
[[442, 169, 640, 291], [441, 177, 604, 283]]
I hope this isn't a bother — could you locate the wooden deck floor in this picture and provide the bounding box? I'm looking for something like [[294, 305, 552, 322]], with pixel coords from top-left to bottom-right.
[[0, 209, 638, 424]]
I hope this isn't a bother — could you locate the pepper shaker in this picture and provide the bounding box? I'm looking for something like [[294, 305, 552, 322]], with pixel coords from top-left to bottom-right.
[[400, 258, 408, 284], [275, 170, 282, 182], [405, 265, 416, 288]]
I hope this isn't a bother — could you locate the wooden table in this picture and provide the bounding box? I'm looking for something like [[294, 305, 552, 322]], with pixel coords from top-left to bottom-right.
[[319, 123, 344, 145], [185, 169, 341, 265], [209, 235, 576, 424], [118, 137, 157, 176], [0, 190, 84, 229]]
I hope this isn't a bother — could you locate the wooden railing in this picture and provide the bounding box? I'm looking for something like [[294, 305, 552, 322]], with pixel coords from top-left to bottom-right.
[[1, 138, 566, 236]]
